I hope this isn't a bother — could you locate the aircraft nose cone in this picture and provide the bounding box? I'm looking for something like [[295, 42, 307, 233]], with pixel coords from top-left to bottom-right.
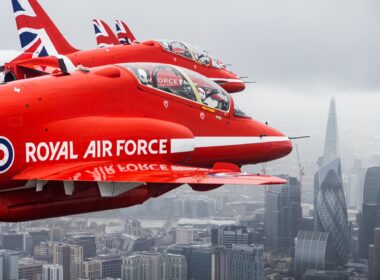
[[220, 81, 246, 93], [282, 139, 293, 156], [268, 138, 293, 160], [231, 82, 246, 93]]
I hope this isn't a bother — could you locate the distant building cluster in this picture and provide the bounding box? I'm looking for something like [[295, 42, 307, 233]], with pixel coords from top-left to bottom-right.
[[0, 222, 266, 280]]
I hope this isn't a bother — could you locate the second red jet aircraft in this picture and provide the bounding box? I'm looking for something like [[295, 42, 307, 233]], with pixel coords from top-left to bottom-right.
[[3, 0, 245, 93]]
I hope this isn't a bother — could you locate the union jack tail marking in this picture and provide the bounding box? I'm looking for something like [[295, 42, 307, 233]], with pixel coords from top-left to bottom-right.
[[115, 19, 137, 45], [11, 0, 78, 59], [93, 19, 120, 48]]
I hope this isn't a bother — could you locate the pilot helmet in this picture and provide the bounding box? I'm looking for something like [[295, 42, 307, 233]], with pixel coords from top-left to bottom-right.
[[198, 87, 206, 100], [162, 41, 170, 51], [137, 68, 150, 85]]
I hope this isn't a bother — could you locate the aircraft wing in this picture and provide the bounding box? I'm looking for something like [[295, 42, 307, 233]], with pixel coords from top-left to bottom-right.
[[13, 161, 286, 186]]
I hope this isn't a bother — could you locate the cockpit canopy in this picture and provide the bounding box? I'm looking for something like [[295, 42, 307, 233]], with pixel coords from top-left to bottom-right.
[[124, 63, 231, 112], [157, 40, 226, 69]]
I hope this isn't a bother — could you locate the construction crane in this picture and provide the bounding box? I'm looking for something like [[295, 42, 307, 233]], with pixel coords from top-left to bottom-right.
[[295, 144, 305, 184], [295, 144, 305, 193]]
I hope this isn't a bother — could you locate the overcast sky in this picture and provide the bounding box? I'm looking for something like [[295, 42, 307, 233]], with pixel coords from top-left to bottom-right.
[[1, 0, 379, 91], [0, 0, 379, 179]]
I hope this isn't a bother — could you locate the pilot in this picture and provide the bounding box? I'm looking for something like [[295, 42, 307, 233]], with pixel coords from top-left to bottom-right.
[[198, 87, 214, 108], [198, 87, 207, 101], [199, 87, 219, 109], [162, 41, 171, 51], [137, 68, 150, 85], [197, 54, 210, 66]]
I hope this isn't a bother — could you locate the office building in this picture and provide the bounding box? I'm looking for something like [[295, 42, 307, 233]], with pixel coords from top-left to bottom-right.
[[53, 243, 83, 280], [120, 234, 138, 254], [190, 246, 227, 280], [368, 228, 380, 280], [66, 233, 96, 259], [167, 244, 193, 280], [265, 175, 301, 252], [96, 254, 122, 279], [42, 264, 63, 280], [124, 219, 143, 236], [163, 253, 187, 280], [0, 250, 19, 280], [227, 244, 264, 280], [211, 226, 251, 249], [133, 236, 157, 252], [28, 228, 50, 249], [168, 244, 226, 280], [294, 231, 337, 279], [121, 252, 186, 280], [359, 166, 380, 259], [34, 241, 53, 262], [82, 259, 102, 280], [175, 226, 195, 244], [122, 255, 141, 280], [2, 232, 26, 252], [19, 258, 43, 280]]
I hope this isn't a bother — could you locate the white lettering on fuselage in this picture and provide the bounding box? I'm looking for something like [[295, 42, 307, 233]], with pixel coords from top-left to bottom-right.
[[157, 77, 182, 86], [26, 141, 78, 163], [25, 139, 169, 163], [116, 139, 167, 156]]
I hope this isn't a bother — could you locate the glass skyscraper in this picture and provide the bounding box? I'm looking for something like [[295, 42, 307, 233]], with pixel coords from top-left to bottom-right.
[[294, 231, 337, 279], [368, 228, 380, 280], [362, 166, 380, 204], [313, 98, 350, 266], [265, 176, 302, 252], [227, 244, 264, 280], [359, 166, 380, 259]]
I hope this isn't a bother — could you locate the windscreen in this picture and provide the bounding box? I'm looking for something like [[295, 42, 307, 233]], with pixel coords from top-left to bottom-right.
[[157, 40, 225, 69]]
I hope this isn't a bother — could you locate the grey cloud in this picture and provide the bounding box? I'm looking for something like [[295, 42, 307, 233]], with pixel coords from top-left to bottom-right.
[[0, 0, 378, 91], [0, 50, 20, 65]]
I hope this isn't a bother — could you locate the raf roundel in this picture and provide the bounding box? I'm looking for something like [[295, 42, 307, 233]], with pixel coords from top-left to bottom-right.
[[0, 137, 15, 174]]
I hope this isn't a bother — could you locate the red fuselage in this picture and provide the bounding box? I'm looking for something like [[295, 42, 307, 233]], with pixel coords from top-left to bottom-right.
[[0, 64, 290, 221]]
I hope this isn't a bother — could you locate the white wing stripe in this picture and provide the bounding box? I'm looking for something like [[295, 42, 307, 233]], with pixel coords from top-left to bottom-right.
[[194, 136, 289, 148], [170, 136, 289, 153]]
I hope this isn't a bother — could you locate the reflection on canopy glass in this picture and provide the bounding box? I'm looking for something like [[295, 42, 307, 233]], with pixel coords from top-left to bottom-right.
[[125, 63, 196, 101], [124, 63, 242, 114], [158, 40, 225, 69], [182, 68, 230, 111]]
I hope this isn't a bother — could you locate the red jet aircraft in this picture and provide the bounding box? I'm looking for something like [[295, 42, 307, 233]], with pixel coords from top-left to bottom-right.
[[3, 0, 246, 93], [0, 62, 292, 222]]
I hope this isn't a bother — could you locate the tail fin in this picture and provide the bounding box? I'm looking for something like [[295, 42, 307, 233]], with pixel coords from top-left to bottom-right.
[[93, 19, 120, 48], [115, 20, 137, 45], [11, 0, 78, 58]]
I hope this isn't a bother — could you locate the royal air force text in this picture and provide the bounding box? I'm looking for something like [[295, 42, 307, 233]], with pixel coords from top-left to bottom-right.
[[25, 139, 169, 163]]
